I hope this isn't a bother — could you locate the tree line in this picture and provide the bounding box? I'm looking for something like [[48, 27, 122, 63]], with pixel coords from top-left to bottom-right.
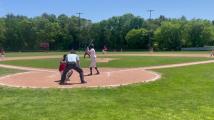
[[0, 13, 214, 51]]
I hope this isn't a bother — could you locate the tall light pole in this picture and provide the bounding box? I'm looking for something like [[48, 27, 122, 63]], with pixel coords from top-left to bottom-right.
[[147, 10, 155, 52], [76, 12, 83, 49]]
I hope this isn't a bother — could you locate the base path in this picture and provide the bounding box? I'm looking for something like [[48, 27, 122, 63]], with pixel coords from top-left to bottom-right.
[[0, 52, 212, 62]]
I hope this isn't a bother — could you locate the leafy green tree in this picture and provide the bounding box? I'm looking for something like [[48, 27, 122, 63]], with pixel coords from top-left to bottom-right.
[[34, 16, 60, 50], [92, 13, 145, 50], [18, 19, 37, 50], [125, 28, 148, 49], [154, 21, 182, 50], [4, 14, 28, 51], [183, 20, 214, 47], [0, 19, 5, 48], [1, 13, 214, 51]]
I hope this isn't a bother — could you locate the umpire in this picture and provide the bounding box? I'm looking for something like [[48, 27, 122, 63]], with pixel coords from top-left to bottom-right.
[[60, 50, 86, 85]]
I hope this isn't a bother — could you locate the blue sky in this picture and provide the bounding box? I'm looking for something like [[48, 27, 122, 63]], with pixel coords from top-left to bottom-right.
[[0, 0, 213, 22]]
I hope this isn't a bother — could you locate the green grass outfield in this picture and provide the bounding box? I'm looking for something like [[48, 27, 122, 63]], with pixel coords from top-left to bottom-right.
[[0, 63, 214, 119], [0, 56, 213, 69]]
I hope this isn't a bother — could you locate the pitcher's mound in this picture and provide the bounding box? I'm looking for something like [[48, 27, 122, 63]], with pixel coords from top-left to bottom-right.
[[0, 68, 160, 88]]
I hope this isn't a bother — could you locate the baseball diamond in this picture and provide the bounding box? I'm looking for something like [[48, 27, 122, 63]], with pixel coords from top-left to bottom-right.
[[1, 1, 214, 119], [0, 53, 214, 88]]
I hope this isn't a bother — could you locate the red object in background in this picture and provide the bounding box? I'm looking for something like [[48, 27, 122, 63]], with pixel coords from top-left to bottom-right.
[[103, 46, 108, 51], [40, 43, 49, 49], [0, 48, 5, 55]]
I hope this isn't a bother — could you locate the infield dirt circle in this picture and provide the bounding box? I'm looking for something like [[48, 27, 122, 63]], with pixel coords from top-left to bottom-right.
[[0, 67, 160, 88]]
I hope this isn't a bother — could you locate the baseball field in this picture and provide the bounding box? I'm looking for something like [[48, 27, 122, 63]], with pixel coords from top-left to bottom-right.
[[0, 51, 214, 119]]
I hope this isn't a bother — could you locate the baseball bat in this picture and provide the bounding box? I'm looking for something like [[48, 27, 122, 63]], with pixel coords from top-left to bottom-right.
[[88, 39, 94, 47]]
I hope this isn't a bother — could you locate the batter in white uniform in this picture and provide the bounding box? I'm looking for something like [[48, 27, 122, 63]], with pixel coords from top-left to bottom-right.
[[88, 44, 100, 75]]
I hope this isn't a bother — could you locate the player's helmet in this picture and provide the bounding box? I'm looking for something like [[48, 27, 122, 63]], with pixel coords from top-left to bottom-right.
[[89, 44, 94, 49], [70, 49, 76, 54]]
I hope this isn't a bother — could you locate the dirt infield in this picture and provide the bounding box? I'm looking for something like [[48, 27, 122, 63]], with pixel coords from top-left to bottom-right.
[[0, 67, 160, 88]]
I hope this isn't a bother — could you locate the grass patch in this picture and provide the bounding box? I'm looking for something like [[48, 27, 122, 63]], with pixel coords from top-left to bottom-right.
[[0, 57, 89, 69], [5, 52, 67, 57], [0, 56, 213, 69], [97, 56, 213, 68], [0, 67, 24, 76], [0, 63, 214, 119]]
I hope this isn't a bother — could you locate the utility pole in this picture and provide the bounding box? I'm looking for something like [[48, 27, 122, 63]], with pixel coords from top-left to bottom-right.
[[147, 10, 154, 20], [76, 12, 83, 31], [147, 10, 155, 52], [76, 12, 83, 49]]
